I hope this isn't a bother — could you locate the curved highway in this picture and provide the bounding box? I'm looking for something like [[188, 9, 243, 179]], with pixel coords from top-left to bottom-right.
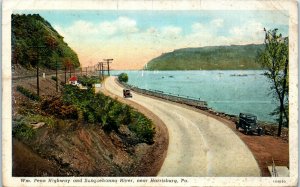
[[104, 77, 260, 177]]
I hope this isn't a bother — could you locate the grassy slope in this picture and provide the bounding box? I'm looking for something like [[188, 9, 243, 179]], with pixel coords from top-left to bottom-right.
[[146, 44, 264, 70], [12, 14, 80, 69]]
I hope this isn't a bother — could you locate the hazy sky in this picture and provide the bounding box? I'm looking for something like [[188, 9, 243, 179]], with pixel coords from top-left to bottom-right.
[[16, 10, 288, 70]]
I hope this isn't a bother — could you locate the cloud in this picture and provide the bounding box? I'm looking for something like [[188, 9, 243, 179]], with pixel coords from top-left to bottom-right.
[[181, 18, 265, 47], [54, 16, 139, 40], [229, 20, 264, 37], [99, 16, 139, 35], [161, 26, 182, 39]]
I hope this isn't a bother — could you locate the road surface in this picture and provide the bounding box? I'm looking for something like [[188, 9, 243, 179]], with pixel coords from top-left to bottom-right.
[[104, 77, 260, 177]]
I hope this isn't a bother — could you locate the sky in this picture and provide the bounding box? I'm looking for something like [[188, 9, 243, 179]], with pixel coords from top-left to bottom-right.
[[16, 10, 289, 70]]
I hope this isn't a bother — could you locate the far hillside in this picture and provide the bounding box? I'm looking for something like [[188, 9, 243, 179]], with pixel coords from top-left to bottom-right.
[[145, 44, 264, 70], [12, 14, 80, 70]]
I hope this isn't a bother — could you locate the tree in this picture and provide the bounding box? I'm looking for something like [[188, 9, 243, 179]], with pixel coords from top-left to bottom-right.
[[257, 28, 289, 136], [118, 73, 128, 82]]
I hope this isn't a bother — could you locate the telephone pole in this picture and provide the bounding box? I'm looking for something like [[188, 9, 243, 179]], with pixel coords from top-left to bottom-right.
[[103, 59, 113, 76], [29, 46, 46, 96], [55, 60, 58, 92], [101, 62, 104, 77]]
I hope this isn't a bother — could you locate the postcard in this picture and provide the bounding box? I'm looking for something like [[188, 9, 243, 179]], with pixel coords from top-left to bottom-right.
[[2, 0, 298, 186]]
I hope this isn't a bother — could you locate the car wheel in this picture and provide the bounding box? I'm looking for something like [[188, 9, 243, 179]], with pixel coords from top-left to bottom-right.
[[236, 124, 239, 130]]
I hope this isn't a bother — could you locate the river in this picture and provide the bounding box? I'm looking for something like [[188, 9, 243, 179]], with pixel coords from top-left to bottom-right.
[[111, 70, 277, 122]]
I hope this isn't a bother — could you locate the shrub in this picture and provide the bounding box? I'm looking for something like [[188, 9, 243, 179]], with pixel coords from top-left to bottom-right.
[[12, 116, 35, 140], [51, 76, 57, 81], [78, 75, 99, 87], [16, 85, 40, 101], [61, 83, 155, 143], [118, 73, 128, 82], [41, 96, 78, 120], [128, 111, 155, 144]]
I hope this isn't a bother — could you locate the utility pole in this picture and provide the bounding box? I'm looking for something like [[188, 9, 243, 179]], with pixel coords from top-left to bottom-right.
[[69, 65, 72, 78], [64, 66, 67, 84], [101, 62, 104, 77], [29, 46, 46, 96], [55, 60, 58, 92], [103, 59, 113, 76], [98, 63, 101, 79], [37, 61, 39, 96]]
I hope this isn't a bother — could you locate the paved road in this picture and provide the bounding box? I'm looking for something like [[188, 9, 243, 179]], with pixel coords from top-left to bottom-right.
[[104, 77, 260, 177]]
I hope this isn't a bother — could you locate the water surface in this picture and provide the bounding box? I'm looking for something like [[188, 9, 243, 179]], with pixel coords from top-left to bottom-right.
[[112, 70, 277, 122]]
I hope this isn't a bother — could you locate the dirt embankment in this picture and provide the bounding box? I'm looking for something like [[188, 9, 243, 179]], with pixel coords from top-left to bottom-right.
[[12, 69, 168, 176], [14, 123, 166, 176]]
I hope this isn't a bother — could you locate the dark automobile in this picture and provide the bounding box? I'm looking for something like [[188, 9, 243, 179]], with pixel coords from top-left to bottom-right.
[[123, 89, 132, 98], [236, 113, 263, 135]]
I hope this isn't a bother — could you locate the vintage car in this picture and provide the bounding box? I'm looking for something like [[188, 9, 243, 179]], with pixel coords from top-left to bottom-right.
[[123, 89, 132, 98], [236, 113, 264, 135]]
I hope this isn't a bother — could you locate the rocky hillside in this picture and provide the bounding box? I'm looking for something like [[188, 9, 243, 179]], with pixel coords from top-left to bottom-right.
[[11, 14, 80, 69], [146, 44, 264, 70]]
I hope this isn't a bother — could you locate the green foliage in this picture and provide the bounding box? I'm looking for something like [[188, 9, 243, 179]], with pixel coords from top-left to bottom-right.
[[26, 114, 56, 128], [61, 84, 155, 144], [51, 76, 57, 81], [78, 76, 99, 87], [128, 111, 155, 144], [146, 44, 264, 70], [16, 85, 40, 101], [11, 14, 80, 69], [118, 73, 128, 82], [257, 28, 289, 136], [12, 116, 35, 140]]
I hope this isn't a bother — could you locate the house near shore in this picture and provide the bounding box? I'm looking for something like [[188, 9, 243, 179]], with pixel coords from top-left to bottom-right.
[[68, 76, 79, 85]]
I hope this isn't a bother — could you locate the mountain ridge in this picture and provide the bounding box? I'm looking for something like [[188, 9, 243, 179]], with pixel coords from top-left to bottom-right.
[[145, 44, 264, 70]]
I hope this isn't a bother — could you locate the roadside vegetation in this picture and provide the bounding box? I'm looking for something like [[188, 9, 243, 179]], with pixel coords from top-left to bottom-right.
[[16, 85, 40, 101], [78, 75, 100, 87], [118, 73, 128, 82], [14, 76, 155, 144]]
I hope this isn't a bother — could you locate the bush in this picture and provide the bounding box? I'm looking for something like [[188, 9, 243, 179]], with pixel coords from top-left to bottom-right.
[[118, 73, 128, 82], [78, 75, 99, 87], [51, 76, 57, 81], [12, 116, 35, 140], [61, 83, 155, 144], [16, 85, 40, 101], [129, 111, 155, 144], [41, 96, 78, 120]]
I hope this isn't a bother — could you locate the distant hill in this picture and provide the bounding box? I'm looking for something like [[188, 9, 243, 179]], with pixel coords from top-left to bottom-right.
[[12, 14, 80, 69], [145, 44, 264, 70]]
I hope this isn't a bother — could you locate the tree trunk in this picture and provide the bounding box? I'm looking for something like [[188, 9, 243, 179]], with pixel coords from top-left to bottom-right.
[[277, 98, 284, 136], [277, 58, 289, 136]]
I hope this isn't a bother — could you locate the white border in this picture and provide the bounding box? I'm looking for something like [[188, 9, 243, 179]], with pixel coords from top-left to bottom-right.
[[2, 0, 298, 186]]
